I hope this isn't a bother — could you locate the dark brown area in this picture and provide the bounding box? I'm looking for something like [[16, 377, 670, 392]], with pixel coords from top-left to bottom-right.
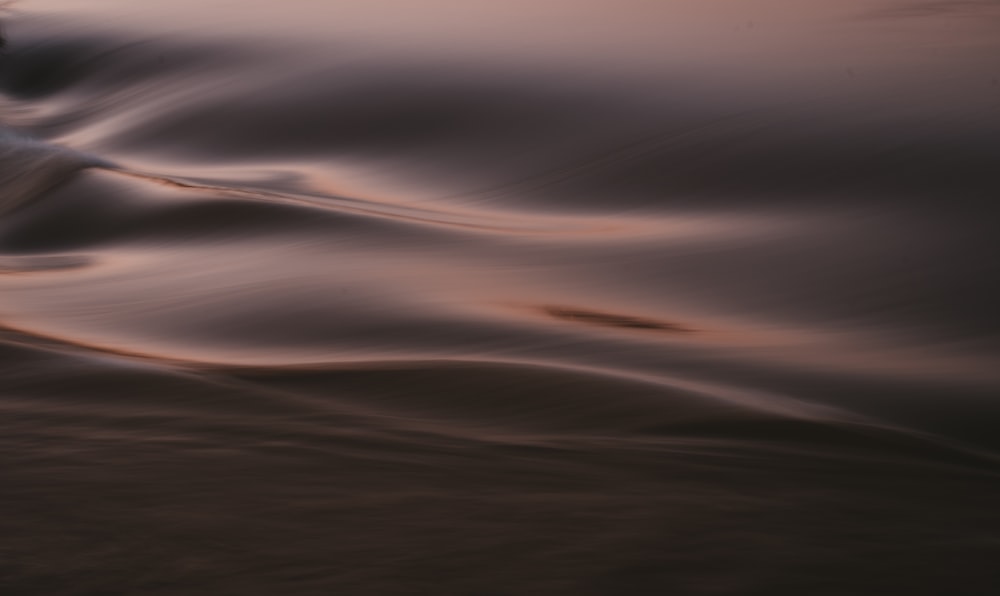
[[542, 306, 693, 333]]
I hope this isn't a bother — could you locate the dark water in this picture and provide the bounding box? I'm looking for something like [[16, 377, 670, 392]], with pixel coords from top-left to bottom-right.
[[2, 1, 1000, 594]]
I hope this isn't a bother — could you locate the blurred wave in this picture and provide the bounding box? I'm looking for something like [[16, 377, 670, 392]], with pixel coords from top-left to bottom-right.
[[2, 1, 1000, 594]]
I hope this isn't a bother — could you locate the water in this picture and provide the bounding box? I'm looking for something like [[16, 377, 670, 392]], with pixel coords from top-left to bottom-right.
[[2, 1, 999, 594]]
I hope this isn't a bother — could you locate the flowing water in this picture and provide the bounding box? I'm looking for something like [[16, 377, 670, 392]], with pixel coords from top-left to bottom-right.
[[2, 1, 1000, 594]]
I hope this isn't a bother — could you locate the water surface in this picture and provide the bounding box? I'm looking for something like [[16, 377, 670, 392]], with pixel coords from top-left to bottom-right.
[[2, 1, 1000, 594]]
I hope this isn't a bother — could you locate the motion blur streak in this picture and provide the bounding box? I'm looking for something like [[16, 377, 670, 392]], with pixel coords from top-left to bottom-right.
[[2, 1, 999, 594]]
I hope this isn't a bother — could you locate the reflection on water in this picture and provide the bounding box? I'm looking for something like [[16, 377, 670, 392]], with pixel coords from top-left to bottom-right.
[[2, 1, 1000, 594], [540, 305, 694, 333]]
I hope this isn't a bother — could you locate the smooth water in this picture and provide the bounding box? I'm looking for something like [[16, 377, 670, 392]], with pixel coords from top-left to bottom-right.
[[2, 1, 1000, 594]]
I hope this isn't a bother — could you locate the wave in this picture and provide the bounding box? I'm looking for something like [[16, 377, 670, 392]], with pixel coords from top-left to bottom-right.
[[3, 3, 1000, 594]]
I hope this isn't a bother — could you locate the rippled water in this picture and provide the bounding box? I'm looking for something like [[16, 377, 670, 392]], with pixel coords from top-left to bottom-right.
[[2, 1, 1000, 594]]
